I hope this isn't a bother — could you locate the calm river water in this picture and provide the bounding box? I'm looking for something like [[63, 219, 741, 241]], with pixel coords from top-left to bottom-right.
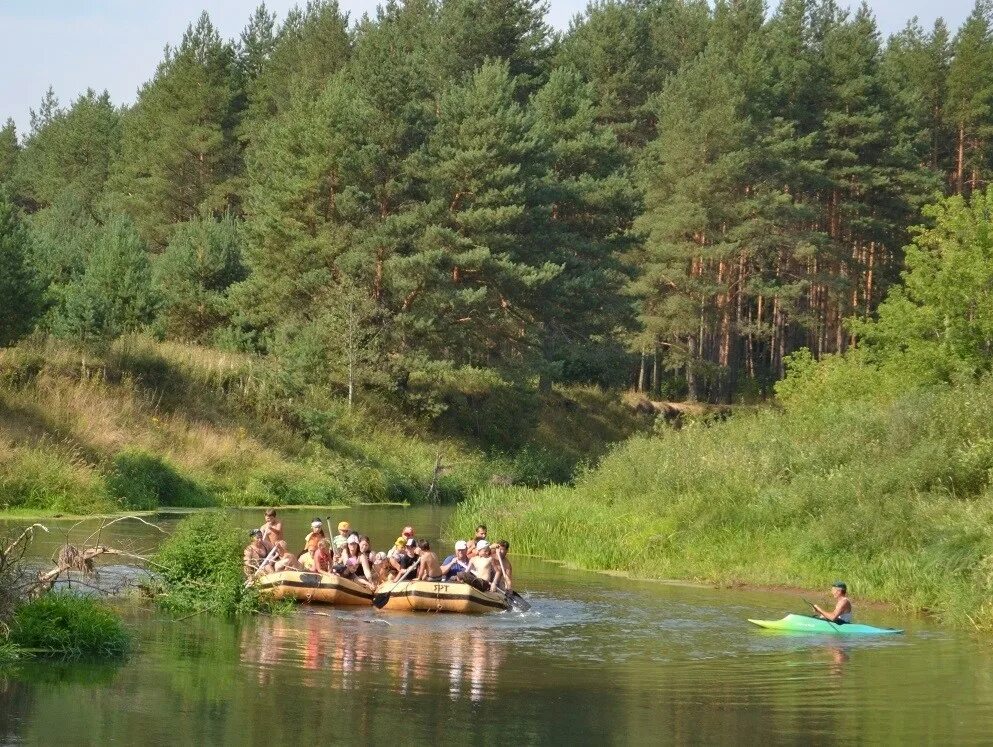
[[1, 507, 990, 745]]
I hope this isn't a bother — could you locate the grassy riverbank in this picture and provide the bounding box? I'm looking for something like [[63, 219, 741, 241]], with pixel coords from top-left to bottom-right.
[[451, 377, 993, 630], [0, 336, 644, 515]]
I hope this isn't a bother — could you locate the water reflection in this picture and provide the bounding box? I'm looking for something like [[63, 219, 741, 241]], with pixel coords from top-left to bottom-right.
[[241, 611, 506, 702]]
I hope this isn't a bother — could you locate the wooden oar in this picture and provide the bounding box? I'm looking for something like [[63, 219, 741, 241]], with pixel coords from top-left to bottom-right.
[[372, 559, 420, 609], [494, 551, 530, 612]]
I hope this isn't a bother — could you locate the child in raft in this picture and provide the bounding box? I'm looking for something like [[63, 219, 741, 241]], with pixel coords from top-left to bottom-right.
[[415, 539, 444, 582], [336, 534, 375, 589], [298, 519, 326, 570]]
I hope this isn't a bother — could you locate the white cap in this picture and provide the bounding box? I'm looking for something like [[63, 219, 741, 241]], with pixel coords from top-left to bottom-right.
[[311, 520, 322, 529], [406, 538, 417, 547], [347, 534, 359, 544], [455, 540, 468, 551], [374, 551, 387, 562], [475, 540, 490, 551]]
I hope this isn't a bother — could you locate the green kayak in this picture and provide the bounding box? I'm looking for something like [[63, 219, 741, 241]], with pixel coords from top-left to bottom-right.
[[748, 613, 903, 635]]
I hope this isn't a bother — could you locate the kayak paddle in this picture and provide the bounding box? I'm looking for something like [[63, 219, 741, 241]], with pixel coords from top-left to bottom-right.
[[802, 597, 840, 630]]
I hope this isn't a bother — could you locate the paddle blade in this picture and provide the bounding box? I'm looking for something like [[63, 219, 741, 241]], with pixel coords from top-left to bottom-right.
[[507, 591, 531, 612], [372, 592, 391, 609]]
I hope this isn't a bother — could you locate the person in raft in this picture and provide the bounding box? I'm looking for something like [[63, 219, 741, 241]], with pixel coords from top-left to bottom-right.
[[389, 538, 418, 579], [812, 581, 853, 624], [441, 540, 471, 580], [467, 525, 487, 557], [262, 508, 283, 548], [243, 529, 272, 578], [313, 539, 334, 574], [492, 539, 513, 591], [299, 519, 325, 570], [415, 539, 444, 582], [393, 525, 415, 549], [333, 521, 352, 552], [338, 534, 375, 589], [457, 540, 501, 593], [274, 541, 302, 572]]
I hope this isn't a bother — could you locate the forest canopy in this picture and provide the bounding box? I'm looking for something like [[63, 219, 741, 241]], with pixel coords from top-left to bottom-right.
[[1, 0, 990, 406]]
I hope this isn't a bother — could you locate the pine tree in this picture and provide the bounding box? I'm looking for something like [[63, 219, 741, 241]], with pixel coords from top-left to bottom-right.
[[946, 1, 993, 194], [106, 13, 240, 247], [635, 47, 745, 399], [0, 190, 43, 346], [531, 65, 637, 384], [15, 89, 119, 213], [242, 1, 351, 130], [153, 214, 247, 341], [0, 119, 18, 187], [403, 60, 559, 368], [56, 216, 155, 341], [240, 73, 385, 328], [433, 0, 552, 97], [883, 19, 952, 172]]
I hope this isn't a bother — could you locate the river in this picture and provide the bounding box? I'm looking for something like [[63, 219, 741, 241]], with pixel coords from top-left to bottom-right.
[[1, 507, 990, 745]]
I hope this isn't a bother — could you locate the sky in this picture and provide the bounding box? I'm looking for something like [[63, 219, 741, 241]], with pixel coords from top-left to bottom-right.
[[0, 0, 977, 135]]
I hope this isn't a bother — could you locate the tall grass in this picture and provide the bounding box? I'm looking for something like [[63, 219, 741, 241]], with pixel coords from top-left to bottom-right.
[[0, 336, 643, 514], [451, 380, 993, 630], [9, 592, 131, 658]]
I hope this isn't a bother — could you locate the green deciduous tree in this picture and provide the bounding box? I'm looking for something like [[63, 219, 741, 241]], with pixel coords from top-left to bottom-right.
[[853, 188, 993, 381]]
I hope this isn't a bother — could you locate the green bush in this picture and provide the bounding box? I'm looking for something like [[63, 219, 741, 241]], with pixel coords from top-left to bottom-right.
[[107, 449, 213, 510], [155, 512, 270, 616], [9, 593, 130, 658]]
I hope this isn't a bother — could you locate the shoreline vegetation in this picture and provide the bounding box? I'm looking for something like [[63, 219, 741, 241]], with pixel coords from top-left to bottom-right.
[[450, 375, 993, 632]]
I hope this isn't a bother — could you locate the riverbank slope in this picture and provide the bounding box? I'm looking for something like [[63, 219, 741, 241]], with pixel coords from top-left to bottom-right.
[[0, 336, 646, 514], [450, 379, 993, 630]]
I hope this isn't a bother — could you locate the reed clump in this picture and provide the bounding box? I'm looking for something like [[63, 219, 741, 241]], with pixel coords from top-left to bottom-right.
[[8, 592, 131, 659]]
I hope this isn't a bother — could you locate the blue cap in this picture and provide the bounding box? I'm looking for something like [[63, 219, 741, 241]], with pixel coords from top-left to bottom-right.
[[832, 580, 847, 592]]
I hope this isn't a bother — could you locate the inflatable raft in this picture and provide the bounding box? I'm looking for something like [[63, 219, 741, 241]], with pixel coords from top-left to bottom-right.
[[374, 579, 510, 613], [257, 570, 373, 606], [748, 614, 903, 635]]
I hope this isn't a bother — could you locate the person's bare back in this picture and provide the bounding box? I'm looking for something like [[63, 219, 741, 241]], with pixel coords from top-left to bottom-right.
[[416, 540, 443, 580]]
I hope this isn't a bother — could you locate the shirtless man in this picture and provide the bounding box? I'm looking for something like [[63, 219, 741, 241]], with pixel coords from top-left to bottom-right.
[[492, 539, 513, 591], [813, 581, 853, 623], [416, 539, 443, 582], [262, 509, 283, 548]]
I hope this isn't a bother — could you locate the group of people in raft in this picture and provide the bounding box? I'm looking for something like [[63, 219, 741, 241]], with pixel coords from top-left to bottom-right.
[[243, 509, 513, 595]]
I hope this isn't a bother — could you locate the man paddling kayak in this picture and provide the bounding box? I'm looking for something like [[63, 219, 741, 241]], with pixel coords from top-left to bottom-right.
[[812, 581, 852, 624]]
